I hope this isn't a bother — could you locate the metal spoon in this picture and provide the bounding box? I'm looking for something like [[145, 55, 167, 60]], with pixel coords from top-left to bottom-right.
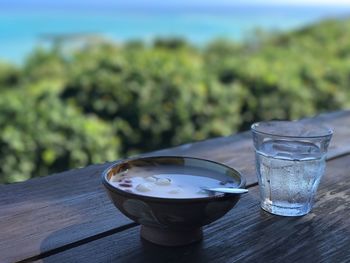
[[202, 187, 248, 194]]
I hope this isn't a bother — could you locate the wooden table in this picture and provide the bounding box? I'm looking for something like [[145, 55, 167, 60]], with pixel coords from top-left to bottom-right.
[[1, 111, 350, 263]]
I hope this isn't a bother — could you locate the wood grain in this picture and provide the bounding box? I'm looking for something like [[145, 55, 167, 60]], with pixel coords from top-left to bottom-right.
[[35, 154, 350, 263], [0, 164, 135, 263], [1, 110, 350, 263]]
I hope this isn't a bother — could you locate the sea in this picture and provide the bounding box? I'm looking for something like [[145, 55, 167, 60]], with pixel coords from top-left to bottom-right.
[[1, 5, 350, 64]]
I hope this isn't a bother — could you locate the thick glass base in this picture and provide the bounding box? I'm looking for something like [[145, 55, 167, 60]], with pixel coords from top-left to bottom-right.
[[261, 200, 312, 217]]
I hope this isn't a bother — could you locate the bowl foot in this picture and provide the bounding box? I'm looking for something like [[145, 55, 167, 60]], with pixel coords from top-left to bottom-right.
[[140, 225, 203, 246]]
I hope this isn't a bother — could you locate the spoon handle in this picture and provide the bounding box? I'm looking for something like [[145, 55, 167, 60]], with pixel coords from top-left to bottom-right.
[[206, 187, 248, 194]]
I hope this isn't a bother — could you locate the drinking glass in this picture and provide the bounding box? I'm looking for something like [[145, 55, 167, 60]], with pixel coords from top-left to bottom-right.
[[251, 121, 333, 216]]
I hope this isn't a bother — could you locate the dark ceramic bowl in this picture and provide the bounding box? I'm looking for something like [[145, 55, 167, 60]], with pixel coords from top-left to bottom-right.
[[102, 156, 246, 246]]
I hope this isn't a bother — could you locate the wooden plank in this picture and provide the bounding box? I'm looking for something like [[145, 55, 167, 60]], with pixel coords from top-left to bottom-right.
[[301, 110, 350, 159], [35, 154, 350, 263], [1, 110, 350, 263], [0, 164, 135, 263]]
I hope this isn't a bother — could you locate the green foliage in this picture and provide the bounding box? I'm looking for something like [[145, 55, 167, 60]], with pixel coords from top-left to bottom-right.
[[0, 90, 119, 183], [61, 43, 244, 153], [1, 19, 350, 183], [0, 63, 20, 88]]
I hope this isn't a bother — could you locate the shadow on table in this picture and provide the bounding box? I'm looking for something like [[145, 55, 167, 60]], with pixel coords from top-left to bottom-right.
[[39, 205, 347, 263], [39, 224, 211, 263], [240, 209, 324, 262]]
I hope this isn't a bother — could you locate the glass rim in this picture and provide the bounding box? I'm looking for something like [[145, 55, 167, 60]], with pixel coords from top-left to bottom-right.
[[251, 121, 333, 139]]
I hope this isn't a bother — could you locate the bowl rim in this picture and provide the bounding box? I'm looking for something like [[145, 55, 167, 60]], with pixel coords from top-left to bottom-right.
[[101, 155, 246, 203]]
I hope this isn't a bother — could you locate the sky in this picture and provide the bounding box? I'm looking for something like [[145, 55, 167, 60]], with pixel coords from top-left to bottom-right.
[[242, 0, 350, 5], [2, 0, 350, 7]]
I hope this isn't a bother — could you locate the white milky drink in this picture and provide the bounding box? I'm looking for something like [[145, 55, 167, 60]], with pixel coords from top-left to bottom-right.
[[256, 140, 326, 216], [109, 165, 238, 199]]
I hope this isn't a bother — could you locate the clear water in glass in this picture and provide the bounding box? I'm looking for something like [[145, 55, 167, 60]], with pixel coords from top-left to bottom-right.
[[256, 140, 326, 216]]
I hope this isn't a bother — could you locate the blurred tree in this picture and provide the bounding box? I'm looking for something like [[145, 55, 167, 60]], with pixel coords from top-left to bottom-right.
[[0, 63, 20, 88], [0, 90, 120, 183], [0, 18, 350, 183]]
